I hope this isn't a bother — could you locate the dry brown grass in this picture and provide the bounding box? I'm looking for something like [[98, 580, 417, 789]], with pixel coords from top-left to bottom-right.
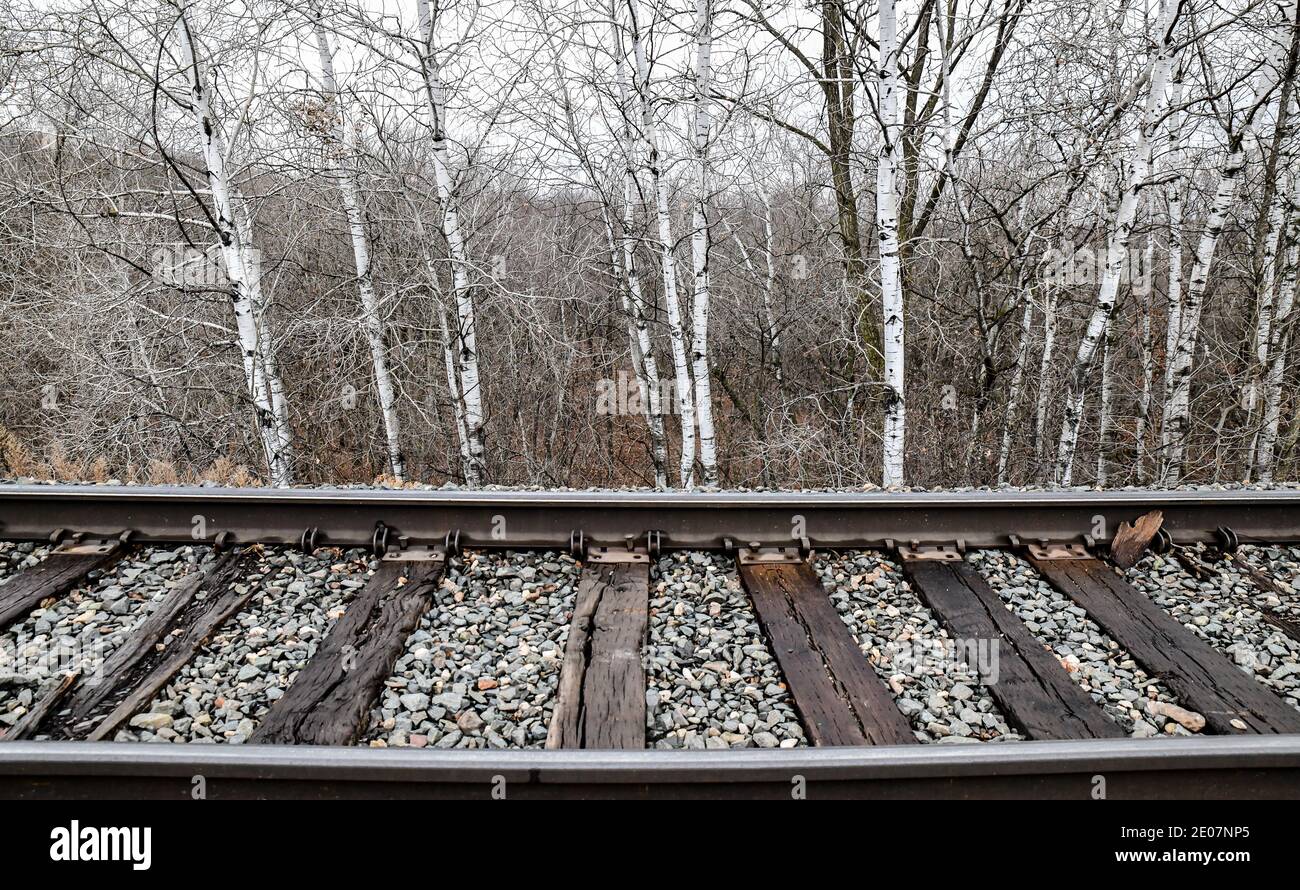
[[0, 427, 39, 477], [86, 457, 110, 482], [146, 458, 179, 485], [373, 472, 425, 488], [48, 443, 85, 481], [227, 463, 258, 487], [201, 456, 236, 484], [3, 437, 389, 489]]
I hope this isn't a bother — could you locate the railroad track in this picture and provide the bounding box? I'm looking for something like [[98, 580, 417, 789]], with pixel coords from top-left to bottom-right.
[[1, 483, 1299, 799]]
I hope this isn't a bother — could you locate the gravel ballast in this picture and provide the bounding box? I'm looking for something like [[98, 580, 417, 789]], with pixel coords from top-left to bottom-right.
[[0, 541, 52, 584], [0, 545, 214, 733], [1234, 544, 1300, 623], [115, 547, 375, 743], [361, 550, 579, 749], [815, 551, 1016, 743], [967, 549, 1192, 736], [646, 552, 805, 749], [7, 530, 1298, 747], [1124, 546, 1300, 713]]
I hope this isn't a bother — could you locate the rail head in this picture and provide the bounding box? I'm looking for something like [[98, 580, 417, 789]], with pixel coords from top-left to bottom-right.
[[1, 483, 1299, 550], [2, 737, 1299, 799]]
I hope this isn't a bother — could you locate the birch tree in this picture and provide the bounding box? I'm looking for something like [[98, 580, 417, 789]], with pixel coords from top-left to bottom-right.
[[1255, 170, 1300, 481], [1244, 84, 1296, 475], [1096, 311, 1115, 485], [1162, 66, 1187, 424], [1161, 0, 1300, 483], [173, 4, 293, 485], [1134, 238, 1156, 479], [416, 0, 486, 486], [877, 0, 905, 486], [569, 17, 670, 488], [627, 0, 697, 488], [618, 153, 671, 489], [309, 7, 404, 481], [1034, 288, 1057, 464], [1054, 0, 1183, 484], [690, 0, 718, 486], [761, 197, 781, 385]]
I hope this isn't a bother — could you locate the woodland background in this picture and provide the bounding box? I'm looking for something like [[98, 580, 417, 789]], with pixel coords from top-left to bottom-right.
[[0, 0, 1297, 490]]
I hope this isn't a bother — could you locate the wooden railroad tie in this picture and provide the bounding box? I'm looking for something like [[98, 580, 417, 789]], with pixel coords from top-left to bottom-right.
[[0, 538, 127, 631], [547, 548, 651, 750], [899, 545, 1123, 741], [251, 550, 446, 746], [737, 549, 916, 747], [3, 549, 258, 741], [1029, 547, 1300, 735]]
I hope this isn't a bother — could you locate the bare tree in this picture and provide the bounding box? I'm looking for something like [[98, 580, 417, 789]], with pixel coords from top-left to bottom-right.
[[174, 2, 294, 485], [1054, 0, 1183, 485], [690, 0, 718, 486], [627, 0, 698, 488], [1, 0, 1299, 492], [308, 3, 404, 480], [1162, 0, 1300, 484], [416, 0, 486, 486], [877, 0, 906, 486]]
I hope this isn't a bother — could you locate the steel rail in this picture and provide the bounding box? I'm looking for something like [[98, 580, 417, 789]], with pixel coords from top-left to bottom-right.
[[1, 737, 1297, 799], [2, 484, 1299, 550]]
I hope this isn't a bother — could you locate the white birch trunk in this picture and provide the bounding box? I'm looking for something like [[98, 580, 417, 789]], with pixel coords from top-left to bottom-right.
[[605, 45, 670, 489], [312, 12, 405, 481], [762, 196, 782, 384], [1255, 170, 1300, 481], [1161, 0, 1297, 483], [405, 201, 477, 477], [418, 0, 485, 487], [605, 195, 669, 489], [629, 0, 696, 488], [877, 0, 905, 487], [1162, 71, 1186, 434], [1246, 90, 1295, 473], [1160, 152, 1249, 482], [689, 0, 718, 486], [1034, 288, 1057, 466], [1248, 191, 1286, 411], [1055, 1, 1181, 484], [438, 303, 473, 476], [619, 172, 670, 488], [1096, 312, 1115, 485], [998, 296, 1035, 484], [1243, 179, 1287, 475], [233, 201, 292, 466], [1135, 246, 1155, 480], [174, 14, 292, 486], [1256, 270, 1297, 483]]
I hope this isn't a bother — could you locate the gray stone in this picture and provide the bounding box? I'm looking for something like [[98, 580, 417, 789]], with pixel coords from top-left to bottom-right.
[[399, 692, 430, 712], [130, 712, 173, 731]]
